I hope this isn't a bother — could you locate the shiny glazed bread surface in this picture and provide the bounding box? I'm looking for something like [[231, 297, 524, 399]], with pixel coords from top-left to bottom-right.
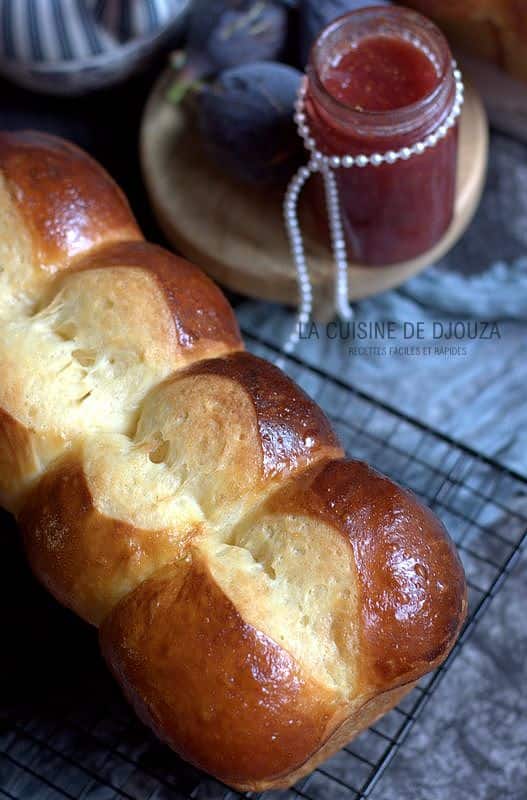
[[0, 131, 467, 791]]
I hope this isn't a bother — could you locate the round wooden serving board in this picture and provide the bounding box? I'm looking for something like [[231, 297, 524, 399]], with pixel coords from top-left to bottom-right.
[[141, 67, 488, 316]]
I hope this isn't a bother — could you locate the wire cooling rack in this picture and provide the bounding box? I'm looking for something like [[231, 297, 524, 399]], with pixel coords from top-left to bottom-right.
[[1, 330, 526, 800]]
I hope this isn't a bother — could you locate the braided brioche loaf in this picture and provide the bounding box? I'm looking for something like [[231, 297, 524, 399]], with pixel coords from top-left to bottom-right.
[[0, 131, 467, 792]]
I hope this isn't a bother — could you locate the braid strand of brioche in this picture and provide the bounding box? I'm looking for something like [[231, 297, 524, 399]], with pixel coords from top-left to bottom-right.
[[0, 132, 467, 792]]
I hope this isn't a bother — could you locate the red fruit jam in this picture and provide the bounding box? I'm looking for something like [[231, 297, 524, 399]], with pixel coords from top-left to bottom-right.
[[324, 36, 439, 112], [307, 7, 459, 265]]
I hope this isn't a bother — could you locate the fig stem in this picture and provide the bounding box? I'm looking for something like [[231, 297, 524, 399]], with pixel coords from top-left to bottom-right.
[[166, 79, 204, 105]]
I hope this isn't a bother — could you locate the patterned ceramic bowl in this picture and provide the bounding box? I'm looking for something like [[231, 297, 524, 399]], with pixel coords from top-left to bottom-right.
[[0, 0, 191, 94]]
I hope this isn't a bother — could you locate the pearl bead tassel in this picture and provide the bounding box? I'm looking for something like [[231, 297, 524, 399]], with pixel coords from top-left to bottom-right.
[[282, 63, 465, 357], [283, 158, 317, 354]]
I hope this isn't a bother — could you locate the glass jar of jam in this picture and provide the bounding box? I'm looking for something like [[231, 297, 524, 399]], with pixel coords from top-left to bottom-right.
[[306, 7, 459, 266]]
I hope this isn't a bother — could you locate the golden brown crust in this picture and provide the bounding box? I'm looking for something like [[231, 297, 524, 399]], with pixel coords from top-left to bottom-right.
[[0, 408, 45, 512], [73, 240, 243, 358], [275, 681, 416, 788], [0, 131, 468, 792], [20, 452, 199, 626], [19, 353, 342, 625], [0, 131, 141, 272], [100, 553, 343, 791], [98, 456, 466, 792], [178, 352, 343, 477], [265, 459, 468, 690]]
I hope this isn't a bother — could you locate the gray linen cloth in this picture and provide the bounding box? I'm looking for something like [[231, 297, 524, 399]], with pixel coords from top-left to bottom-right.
[[239, 131, 527, 478]]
